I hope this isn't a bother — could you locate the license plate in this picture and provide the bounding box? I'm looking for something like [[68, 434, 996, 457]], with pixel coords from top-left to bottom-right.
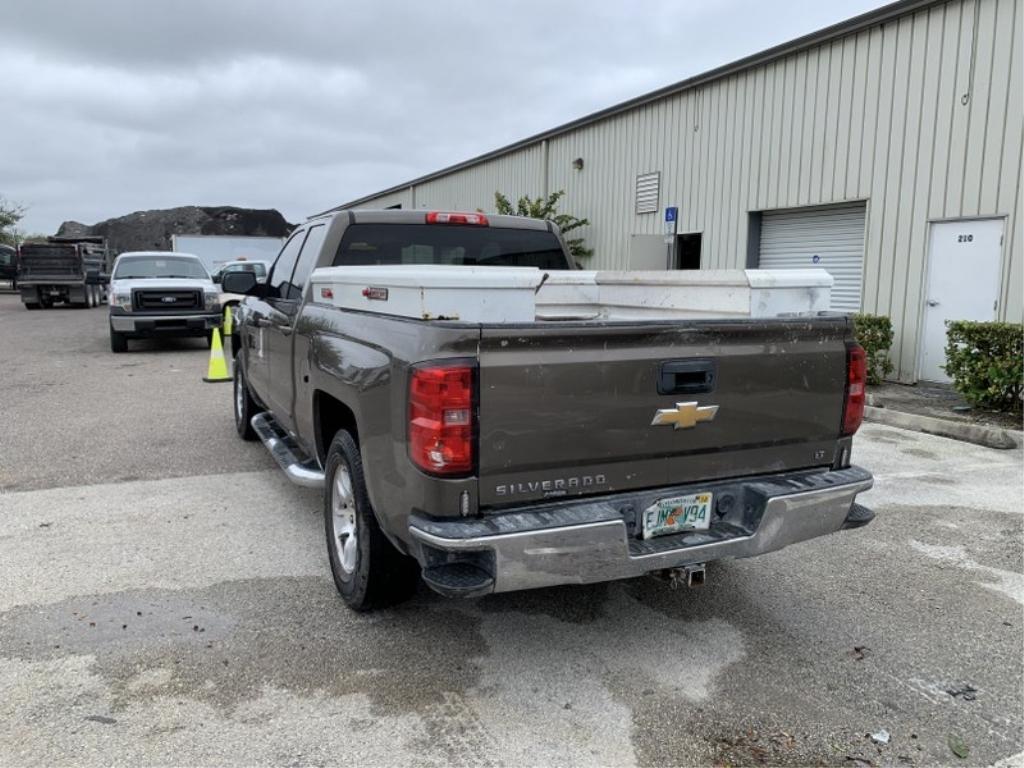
[[642, 492, 713, 539]]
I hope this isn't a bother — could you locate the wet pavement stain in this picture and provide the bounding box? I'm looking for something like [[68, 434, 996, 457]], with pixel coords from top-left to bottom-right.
[[475, 581, 612, 623], [0, 576, 487, 718]]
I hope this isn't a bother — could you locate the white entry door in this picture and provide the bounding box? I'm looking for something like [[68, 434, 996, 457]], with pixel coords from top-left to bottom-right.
[[919, 218, 1004, 382]]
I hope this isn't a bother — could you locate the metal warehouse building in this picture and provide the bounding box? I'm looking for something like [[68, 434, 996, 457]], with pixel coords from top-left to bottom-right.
[[334, 0, 1022, 384]]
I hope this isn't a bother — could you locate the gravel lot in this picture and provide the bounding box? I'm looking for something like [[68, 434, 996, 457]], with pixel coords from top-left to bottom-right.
[[1, 290, 1021, 767]]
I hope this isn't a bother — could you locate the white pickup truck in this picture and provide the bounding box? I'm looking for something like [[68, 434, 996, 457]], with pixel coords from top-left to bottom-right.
[[107, 251, 222, 353]]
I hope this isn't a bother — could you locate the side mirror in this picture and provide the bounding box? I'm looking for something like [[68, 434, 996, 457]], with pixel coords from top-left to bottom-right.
[[222, 271, 260, 295], [212, 273, 222, 284]]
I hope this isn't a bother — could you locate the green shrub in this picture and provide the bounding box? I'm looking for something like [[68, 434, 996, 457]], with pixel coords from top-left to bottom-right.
[[944, 320, 1023, 413], [852, 314, 894, 385]]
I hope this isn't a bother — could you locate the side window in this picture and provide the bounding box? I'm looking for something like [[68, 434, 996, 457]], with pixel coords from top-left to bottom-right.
[[268, 231, 305, 299], [285, 225, 326, 300]]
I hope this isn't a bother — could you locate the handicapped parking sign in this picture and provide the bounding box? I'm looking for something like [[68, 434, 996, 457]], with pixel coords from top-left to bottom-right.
[[664, 206, 678, 236]]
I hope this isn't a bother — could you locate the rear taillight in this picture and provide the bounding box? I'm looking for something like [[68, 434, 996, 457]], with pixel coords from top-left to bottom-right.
[[425, 211, 489, 226], [842, 342, 867, 436], [409, 362, 475, 476]]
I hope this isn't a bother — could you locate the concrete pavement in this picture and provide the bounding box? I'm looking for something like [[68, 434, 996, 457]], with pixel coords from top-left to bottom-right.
[[1, 292, 1021, 767]]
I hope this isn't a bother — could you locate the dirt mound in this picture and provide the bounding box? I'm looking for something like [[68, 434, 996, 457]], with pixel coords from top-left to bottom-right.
[[56, 206, 294, 255]]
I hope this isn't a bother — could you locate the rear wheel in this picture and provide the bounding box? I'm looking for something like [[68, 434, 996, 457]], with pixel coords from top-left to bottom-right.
[[24, 302, 40, 310], [233, 356, 257, 441], [324, 430, 419, 611], [109, 326, 128, 353]]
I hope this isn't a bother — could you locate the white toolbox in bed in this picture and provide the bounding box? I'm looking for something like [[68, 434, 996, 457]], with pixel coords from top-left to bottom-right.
[[309, 264, 544, 323], [309, 264, 834, 322]]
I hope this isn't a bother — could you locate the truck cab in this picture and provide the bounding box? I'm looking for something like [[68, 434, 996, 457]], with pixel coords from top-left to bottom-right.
[[0, 244, 16, 288]]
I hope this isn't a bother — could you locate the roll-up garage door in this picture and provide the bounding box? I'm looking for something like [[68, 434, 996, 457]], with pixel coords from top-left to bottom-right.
[[758, 202, 866, 312]]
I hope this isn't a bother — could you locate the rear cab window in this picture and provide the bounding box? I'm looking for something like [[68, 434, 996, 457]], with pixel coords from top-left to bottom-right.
[[224, 262, 267, 278], [333, 224, 570, 270]]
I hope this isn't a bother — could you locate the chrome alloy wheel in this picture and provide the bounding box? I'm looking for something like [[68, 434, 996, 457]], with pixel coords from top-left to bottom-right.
[[331, 463, 358, 575]]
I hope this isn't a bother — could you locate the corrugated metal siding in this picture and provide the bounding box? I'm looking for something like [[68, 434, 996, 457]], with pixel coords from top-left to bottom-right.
[[348, 0, 1021, 382], [410, 144, 546, 213], [758, 203, 867, 312], [356, 189, 413, 210]]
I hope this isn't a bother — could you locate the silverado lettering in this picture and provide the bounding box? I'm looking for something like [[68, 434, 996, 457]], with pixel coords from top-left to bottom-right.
[[495, 474, 608, 497]]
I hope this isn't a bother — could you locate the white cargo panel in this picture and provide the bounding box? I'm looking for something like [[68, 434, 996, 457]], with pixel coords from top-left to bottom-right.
[[758, 202, 866, 313]]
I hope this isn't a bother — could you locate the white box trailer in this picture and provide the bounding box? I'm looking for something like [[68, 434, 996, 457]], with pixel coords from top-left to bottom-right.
[[170, 234, 284, 275], [308, 266, 833, 323]]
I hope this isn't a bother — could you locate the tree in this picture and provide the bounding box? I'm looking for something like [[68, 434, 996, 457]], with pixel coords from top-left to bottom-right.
[[0, 196, 26, 247], [493, 190, 593, 261]]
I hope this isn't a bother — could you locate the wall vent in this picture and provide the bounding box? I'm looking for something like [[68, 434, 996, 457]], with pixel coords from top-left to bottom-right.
[[635, 172, 660, 214]]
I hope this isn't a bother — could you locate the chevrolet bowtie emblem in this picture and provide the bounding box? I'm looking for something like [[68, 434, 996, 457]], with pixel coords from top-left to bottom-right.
[[651, 401, 719, 430]]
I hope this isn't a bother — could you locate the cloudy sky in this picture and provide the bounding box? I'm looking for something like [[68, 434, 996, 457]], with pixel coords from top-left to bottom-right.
[[4, 0, 888, 234]]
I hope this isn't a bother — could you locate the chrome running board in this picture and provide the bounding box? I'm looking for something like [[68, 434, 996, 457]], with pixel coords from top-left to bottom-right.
[[251, 412, 325, 489]]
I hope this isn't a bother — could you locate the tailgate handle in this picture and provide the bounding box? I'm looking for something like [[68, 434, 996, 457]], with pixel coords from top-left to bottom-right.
[[658, 359, 716, 395]]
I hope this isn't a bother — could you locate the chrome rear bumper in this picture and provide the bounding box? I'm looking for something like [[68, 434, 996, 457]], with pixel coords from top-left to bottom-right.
[[409, 466, 873, 595]]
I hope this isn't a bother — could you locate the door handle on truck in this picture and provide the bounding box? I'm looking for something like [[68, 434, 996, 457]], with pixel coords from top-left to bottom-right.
[[658, 359, 717, 395]]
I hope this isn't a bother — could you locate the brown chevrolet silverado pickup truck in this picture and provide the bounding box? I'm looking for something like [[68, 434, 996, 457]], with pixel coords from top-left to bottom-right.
[[224, 209, 874, 611]]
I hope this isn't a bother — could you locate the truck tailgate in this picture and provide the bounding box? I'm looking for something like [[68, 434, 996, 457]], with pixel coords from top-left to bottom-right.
[[477, 317, 850, 507]]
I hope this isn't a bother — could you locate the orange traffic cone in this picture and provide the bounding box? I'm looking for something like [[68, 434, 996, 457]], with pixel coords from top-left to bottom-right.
[[203, 328, 232, 383]]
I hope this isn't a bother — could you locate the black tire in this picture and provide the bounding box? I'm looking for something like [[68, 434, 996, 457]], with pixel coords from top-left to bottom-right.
[[110, 326, 128, 353], [324, 430, 419, 611], [24, 302, 40, 310], [206, 330, 215, 348], [233, 357, 258, 441]]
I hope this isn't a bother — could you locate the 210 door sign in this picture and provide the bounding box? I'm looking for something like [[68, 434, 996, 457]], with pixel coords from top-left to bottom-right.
[[957, 234, 974, 242]]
